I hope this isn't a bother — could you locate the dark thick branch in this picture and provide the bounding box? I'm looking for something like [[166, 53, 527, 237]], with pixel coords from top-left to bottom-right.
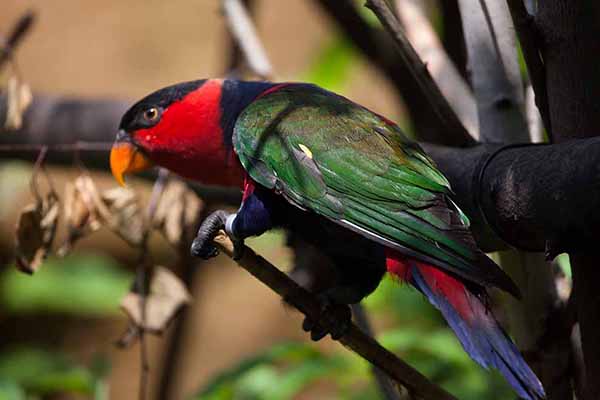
[[5, 95, 600, 254], [538, 2, 600, 398], [213, 232, 457, 400], [0, 94, 241, 206], [458, 2, 567, 397], [423, 139, 600, 254]]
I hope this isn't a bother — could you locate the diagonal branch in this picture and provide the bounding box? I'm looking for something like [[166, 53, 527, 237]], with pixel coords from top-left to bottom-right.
[[364, 0, 474, 144], [0, 10, 36, 70], [212, 231, 457, 400], [221, 0, 273, 80], [313, 0, 474, 146], [395, 0, 479, 138]]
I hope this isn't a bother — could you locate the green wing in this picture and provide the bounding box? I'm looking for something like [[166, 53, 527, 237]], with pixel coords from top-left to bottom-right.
[[233, 84, 508, 290]]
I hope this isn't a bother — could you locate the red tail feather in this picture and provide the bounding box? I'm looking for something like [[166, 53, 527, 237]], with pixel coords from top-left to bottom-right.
[[384, 249, 544, 399]]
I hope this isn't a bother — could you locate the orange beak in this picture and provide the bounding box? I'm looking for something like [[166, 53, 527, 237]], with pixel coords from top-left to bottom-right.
[[110, 131, 154, 186]]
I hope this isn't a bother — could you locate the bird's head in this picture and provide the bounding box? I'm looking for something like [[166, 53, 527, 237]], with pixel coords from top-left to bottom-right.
[[110, 79, 244, 187]]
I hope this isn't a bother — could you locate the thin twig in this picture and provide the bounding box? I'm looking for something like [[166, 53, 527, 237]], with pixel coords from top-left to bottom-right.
[[351, 304, 403, 400], [155, 253, 202, 400], [0, 10, 36, 69], [525, 84, 544, 143], [221, 0, 273, 80], [213, 232, 457, 400], [0, 142, 113, 152], [133, 168, 170, 400], [364, 0, 472, 144]]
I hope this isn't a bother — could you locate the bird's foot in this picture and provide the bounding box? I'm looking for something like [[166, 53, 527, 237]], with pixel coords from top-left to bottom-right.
[[191, 210, 244, 259], [302, 296, 352, 341]]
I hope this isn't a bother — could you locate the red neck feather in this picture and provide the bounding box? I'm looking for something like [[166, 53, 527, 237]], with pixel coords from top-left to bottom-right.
[[133, 79, 245, 187]]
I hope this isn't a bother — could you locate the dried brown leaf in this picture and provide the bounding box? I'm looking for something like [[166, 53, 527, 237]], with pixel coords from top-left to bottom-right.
[[15, 192, 59, 273], [120, 266, 191, 334], [152, 180, 204, 248], [101, 187, 145, 246], [4, 76, 32, 130], [58, 175, 105, 255]]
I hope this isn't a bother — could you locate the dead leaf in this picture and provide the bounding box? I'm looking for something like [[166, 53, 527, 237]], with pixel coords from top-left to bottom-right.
[[102, 187, 145, 246], [4, 75, 32, 130], [120, 266, 191, 334], [153, 180, 204, 248], [15, 192, 59, 273], [58, 175, 106, 255]]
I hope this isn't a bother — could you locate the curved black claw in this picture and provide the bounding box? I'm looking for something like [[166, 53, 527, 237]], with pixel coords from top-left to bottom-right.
[[191, 210, 231, 259], [232, 239, 245, 261], [302, 297, 352, 341]]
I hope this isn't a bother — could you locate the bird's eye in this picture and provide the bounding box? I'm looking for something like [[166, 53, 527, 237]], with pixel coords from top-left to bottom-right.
[[143, 107, 160, 122]]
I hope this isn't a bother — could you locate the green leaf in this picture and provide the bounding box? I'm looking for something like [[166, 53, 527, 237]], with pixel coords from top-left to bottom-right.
[[264, 357, 344, 400], [193, 342, 333, 400], [0, 380, 25, 400], [0, 253, 132, 316], [0, 348, 97, 395]]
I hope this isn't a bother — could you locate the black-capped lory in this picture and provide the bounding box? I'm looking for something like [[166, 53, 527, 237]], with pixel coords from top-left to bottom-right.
[[110, 79, 545, 399]]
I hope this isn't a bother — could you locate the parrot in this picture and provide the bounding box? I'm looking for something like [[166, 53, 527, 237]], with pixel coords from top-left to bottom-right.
[[110, 79, 545, 399]]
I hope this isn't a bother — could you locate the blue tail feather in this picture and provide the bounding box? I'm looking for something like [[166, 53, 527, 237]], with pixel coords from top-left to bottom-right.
[[411, 266, 546, 400]]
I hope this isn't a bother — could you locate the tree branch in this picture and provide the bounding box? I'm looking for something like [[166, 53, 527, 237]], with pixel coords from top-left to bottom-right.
[[213, 232, 457, 400], [506, 0, 552, 139], [537, 2, 600, 397], [351, 303, 402, 400], [0, 10, 36, 69], [364, 0, 474, 144], [313, 0, 474, 146], [423, 139, 600, 254], [7, 95, 600, 255], [456, 1, 567, 398], [0, 94, 242, 206], [395, 0, 479, 138], [221, 0, 273, 80], [457, 0, 529, 143]]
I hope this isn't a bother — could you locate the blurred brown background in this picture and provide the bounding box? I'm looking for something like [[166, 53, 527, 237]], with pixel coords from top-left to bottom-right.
[[0, 1, 398, 399]]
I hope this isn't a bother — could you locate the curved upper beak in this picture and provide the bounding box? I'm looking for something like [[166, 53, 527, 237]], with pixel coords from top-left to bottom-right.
[[110, 130, 154, 186]]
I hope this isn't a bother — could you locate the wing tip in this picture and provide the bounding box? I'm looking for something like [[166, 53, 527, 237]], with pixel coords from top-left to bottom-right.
[[476, 252, 522, 299]]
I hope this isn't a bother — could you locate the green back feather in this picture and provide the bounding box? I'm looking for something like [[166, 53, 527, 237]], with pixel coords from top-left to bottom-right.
[[233, 84, 508, 289]]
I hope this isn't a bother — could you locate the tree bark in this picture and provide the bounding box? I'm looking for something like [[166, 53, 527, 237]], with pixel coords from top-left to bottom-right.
[[457, 1, 568, 397], [537, 2, 600, 398]]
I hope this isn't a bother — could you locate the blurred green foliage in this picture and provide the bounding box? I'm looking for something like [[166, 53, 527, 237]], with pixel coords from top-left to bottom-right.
[[0, 348, 108, 400], [193, 275, 515, 400], [303, 36, 357, 93], [0, 253, 129, 398], [0, 253, 132, 316]]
